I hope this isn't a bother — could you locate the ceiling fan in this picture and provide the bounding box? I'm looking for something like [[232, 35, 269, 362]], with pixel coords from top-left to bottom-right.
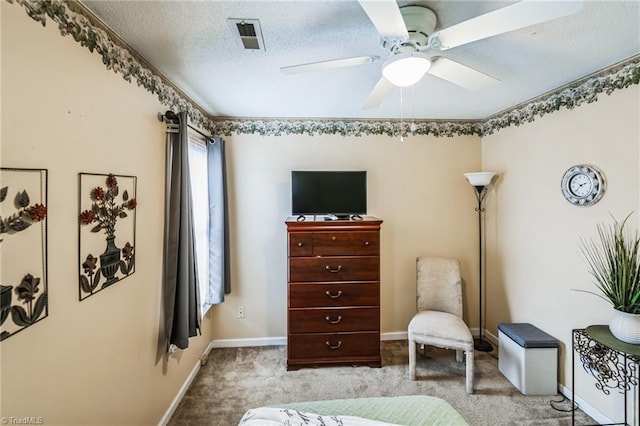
[[280, 0, 583, 109]]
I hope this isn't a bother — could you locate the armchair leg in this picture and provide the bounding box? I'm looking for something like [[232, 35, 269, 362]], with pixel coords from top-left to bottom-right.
[[465, 349, 475, 394], [408, 338, 417, 380]]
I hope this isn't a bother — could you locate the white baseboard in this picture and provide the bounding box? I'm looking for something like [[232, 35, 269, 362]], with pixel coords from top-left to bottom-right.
[[158, 340, 215, 426], [381, 331, 407, 341], [206, 330, 501, 349], [558, 384, 612, 425], [210, 336, 287, 348], [467, 328, 499, 347], [483, 329, 499, 346], [209, 332, 408, 348]]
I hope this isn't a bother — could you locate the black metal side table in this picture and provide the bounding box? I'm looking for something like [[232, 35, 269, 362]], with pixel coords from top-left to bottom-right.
[[572, 326, 640, 426]]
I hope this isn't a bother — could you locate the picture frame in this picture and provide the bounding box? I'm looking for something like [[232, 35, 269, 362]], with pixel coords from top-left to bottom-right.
[[0, 168, 48, 341], [78, 172, 137, 301]]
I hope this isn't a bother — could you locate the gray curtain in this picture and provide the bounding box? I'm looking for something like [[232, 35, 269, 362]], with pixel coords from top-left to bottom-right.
[[206, 136, 231, 304], [163, 111, 201, 351]]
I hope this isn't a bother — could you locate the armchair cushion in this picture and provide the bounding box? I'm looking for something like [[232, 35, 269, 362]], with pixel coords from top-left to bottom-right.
[[408, 311, 473, 347]]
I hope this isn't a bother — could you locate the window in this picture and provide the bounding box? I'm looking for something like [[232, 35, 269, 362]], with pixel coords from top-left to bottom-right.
[[187, 133, 212, 317]]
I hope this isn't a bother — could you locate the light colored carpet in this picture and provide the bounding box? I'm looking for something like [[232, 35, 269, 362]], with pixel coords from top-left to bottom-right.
[[169, 340, 593, 425]]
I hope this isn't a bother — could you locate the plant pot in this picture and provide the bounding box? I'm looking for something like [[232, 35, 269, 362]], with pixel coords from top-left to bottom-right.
[[610, 309, 640, 344], [100, 235, 121, 288]]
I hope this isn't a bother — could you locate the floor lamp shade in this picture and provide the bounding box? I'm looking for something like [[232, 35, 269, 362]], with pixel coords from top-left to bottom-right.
[[464, 172, 496, 187], [464, 171, 497, 352]]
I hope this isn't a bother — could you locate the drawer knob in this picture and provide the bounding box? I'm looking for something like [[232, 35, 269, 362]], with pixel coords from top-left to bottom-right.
[[331, 236, 337, 241], [297, 242, 303, 247], [325, 265, 342, 273], [364, 241, 370, 246], [325, 290, 342, 299], [325, 340, 342, 350], [325, 315, 343, 324]]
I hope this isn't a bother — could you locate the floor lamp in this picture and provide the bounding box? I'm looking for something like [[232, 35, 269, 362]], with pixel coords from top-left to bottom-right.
[[464, 172, 497, 352]]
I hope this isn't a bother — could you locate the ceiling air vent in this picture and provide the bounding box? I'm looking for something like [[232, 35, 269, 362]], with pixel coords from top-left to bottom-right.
[[228, 18, 265, 51]]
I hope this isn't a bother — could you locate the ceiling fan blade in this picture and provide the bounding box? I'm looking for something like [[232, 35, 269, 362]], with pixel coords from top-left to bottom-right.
[[427, 58, 499, 91], [431, 0, 583, 50], [280, 56, 379, 75], [362, 76, 394, 109], [358, 0, 408, 43]]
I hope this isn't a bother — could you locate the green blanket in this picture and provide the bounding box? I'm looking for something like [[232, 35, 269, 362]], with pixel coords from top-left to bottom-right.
[[274, 395, 468, 426]]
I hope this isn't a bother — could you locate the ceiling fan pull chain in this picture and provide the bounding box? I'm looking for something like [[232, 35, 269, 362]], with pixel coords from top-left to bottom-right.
[[410, 85, 417, 135], [400, 87, 404, 143]]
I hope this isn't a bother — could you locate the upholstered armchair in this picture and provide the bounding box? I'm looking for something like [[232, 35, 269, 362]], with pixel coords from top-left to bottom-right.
[[408, 257, 474, 394]]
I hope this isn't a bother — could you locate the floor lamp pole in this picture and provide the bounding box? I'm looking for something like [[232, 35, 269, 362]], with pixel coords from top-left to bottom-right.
[[464, 172, 497, 352], [473, 185, 493, 352]]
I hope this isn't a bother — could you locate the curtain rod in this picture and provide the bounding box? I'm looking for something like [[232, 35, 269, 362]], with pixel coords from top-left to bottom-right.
[[157, 111, 215, 143], [188, 124, 211, 140]]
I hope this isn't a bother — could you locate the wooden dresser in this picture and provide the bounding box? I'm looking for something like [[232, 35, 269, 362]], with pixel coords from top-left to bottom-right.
[[286, 217, 382, 370]]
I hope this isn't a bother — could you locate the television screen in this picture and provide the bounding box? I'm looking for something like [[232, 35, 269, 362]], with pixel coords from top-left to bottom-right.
[[291, 171, 367, 217]]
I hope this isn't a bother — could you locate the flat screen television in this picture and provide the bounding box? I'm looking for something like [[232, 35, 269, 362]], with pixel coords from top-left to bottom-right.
[[291, 171, 367, 218]]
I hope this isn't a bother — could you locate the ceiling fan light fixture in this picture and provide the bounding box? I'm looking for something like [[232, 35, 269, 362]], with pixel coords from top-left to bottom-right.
[[382, 52, 431, 87]]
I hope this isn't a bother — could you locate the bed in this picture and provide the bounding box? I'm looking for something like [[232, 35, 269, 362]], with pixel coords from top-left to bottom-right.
[[239, 395, 468, 426]]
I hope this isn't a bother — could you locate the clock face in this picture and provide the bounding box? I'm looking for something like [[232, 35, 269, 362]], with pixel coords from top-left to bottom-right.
[[561, 165, 605, 207], [569, 173, 593, 197]]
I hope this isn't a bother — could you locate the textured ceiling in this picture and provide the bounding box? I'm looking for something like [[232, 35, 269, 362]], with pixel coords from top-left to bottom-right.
[[81, 0, 640, 120]]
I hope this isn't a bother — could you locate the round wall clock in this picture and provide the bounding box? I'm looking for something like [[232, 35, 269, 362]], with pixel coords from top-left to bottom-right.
[[561, 164, 605, 207]]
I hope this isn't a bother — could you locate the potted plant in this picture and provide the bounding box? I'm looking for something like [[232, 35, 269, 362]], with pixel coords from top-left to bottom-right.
[[580, 213, 640, 344]]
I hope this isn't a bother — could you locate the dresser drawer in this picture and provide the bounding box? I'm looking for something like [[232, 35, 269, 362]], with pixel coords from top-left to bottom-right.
[[289, 232, 313, 257], [288, 332, 380, 359], [312, 232, 355, 256], [289, 307, 379, 333], [289, 282, 379, 308], [289, 257, 379, 282], [353, 231, 379, 256], [311, 231, 379, 256]]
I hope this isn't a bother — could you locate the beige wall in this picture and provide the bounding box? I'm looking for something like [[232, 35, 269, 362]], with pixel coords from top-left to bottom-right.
[[6, 0, 639, 423], [209, 133, 482, 340], [482, 85, 640, 421], [1, 4, 215, 424], [2, 2, 483, 424]]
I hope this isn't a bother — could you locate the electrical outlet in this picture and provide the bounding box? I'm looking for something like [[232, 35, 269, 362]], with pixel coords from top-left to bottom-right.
[[237, 306, 245, 319]]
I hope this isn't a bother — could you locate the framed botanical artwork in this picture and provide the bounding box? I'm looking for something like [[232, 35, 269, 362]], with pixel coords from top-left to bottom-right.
[[78, 173, 137, 301], [0, 168, 48, 341]]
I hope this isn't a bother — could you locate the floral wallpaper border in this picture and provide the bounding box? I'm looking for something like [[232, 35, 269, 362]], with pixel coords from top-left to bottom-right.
[[480, 57, 640, 136], [9, 0, 640, 138], [210, 119, 484, 138]]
